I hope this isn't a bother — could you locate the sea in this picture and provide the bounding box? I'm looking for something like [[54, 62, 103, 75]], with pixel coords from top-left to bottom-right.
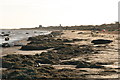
[[0, 29, 51, 46]]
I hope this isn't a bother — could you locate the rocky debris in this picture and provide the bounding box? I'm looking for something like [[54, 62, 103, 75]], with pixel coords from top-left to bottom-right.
[[91, 39, 113, 45]]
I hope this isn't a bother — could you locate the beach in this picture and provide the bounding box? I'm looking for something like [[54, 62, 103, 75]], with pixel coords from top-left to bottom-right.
[[1, 29, 119, 79]]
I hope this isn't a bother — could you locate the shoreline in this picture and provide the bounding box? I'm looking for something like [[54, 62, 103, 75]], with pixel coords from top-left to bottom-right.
[[1, 30, 119, 79], [1, 30, 53, 56]]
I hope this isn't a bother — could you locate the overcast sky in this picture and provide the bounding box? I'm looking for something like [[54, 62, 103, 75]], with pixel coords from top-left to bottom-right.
[[0, 0, 119, 29]]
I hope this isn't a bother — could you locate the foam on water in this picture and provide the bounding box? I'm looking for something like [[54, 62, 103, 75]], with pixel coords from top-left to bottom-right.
[[0, 29, 51, 45]]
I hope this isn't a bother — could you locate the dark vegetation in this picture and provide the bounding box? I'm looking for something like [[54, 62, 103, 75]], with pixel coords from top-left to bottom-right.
[[2, 48, 102, 79], [21, 31, 88, 50]]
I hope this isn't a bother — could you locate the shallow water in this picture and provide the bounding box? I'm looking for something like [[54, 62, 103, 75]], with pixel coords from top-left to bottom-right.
[[0, 29, 51, 45]]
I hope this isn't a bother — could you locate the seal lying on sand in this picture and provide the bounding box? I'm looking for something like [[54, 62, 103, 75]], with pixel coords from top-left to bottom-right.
[[91, 39, 113, 45]]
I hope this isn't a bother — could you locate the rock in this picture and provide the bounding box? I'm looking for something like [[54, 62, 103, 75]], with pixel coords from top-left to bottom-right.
[[2, 43, 14, 47], [5, 37, 9, 41], [91, 39, 113, 44]]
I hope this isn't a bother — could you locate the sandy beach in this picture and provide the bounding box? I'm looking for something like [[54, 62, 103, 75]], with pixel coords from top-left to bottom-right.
[[1, 30, 119, 79]]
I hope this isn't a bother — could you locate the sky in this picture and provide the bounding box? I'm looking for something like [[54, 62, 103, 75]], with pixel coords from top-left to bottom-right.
[[0, 0, 119, 29]]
